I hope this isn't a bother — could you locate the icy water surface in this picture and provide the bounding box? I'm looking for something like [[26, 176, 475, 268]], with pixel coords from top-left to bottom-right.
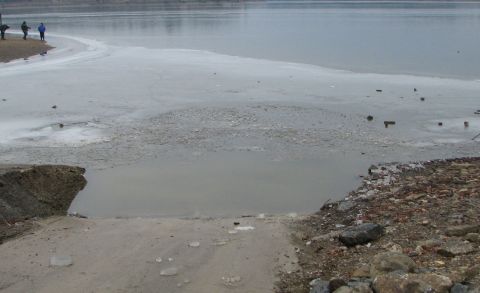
[[1, 2, 480, 217], [3, 1, 480, 79]]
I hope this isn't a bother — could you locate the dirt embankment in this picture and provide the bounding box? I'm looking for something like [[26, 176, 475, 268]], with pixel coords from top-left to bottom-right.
[[0, 165, 86, 243], [0, 35, 53, 63], [279, 157, 480, 293]]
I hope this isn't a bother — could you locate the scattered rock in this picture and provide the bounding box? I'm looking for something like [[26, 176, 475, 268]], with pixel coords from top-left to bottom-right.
[[376, 90, 382, 93], [333, 284, 373, 293], [465, 233, 480, 243], [50, 255, 73, 267], [450, 283, 470, 293], [352, 265, 371, 278], [309, 278, 329, 293], [438, 122, 443, 126], [329, 278, 347, 292], [383, 121, 396, 128], [464, 121, 469, 128], [437, 239, 474, 257], [417, 239, 443, 249], [420, 97, 425, 101], [445, 225, 480, 237], [372, 272, 453, 293], [366, 115, 373, 121], [337, 201, 355, 212], [369, 252, 417, 278], [51, 105, 57, 109], [339, 223, 385, 247]]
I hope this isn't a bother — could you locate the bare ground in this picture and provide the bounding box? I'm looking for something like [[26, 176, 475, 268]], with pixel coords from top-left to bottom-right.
[[0, 215, 298, 293], [0, 35, 53, 63]]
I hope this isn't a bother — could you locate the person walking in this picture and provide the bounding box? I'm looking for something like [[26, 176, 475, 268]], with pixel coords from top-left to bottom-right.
[[21, 21, 30, 40], [38, 23, 46, 41], [0, 24, 9, 40]]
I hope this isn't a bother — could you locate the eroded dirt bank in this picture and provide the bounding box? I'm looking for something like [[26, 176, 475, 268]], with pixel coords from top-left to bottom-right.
[[0, 165, 86, 243], [279, 157, 480, 293]]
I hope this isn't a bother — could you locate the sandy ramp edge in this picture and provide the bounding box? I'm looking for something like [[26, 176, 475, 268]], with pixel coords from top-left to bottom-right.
[[0, 215, 299, 293]]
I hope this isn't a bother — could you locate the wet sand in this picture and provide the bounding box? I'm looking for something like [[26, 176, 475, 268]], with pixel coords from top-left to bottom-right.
[[0, 215, 298, 293], [0, 35, 53, 63]]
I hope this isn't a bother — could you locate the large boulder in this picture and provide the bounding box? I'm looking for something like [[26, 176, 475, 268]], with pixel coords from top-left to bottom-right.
[[372, 272, 453, 293], [339, 223, 385, 247], [370, 252, 417, 278]]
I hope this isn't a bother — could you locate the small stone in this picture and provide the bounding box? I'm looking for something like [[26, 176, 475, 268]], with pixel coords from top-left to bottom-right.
[[329, 278, 347, 292], [446, 225, 480, 237], [334, 285, 373, 293], [155, 257, 162, 263], [465, 233, 480, 243], [437, 239, 474, 257], [52, 105, 57, 109], [309, 278, 329, 293], [351, 265, 371, 278], [450, 283, 470, 293], [370, 252, 417, 278], [372, 272, 452, 293], [417, 239, 443, 249], [420, 97, 425, 101], [339, 223, 385, 247], [366, 115, 374, 121], [49, 255, 73, 267], [337, 201, 355, 211]]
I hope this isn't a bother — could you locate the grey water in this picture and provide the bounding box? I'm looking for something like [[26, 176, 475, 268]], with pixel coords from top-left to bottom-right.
[[4, 1, 480, 79], [3, 1, 480, 217]]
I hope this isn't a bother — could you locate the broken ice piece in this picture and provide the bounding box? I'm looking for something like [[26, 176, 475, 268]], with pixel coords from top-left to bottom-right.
[[234, 226, 255, 231], [50, 255, 73, 267], [188, 241, 200, 247], [160, 267, 178, 276]]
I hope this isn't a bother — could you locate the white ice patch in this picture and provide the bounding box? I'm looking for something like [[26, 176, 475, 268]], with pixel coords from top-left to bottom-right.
[[0, 120, 107, 147]]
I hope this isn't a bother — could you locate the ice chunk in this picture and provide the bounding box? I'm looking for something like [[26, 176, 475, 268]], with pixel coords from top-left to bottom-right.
[[160, 267, 178, 276], [188, 241, 200, 247], [50, 255, 73, 267], [234, 226, 255, 231], [155, 257, 162, 263]]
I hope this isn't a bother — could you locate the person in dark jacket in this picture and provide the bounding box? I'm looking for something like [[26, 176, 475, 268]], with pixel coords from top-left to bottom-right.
[[38, 23, 46, 41], [21, 21, 30, 40], [0, 24, 10, 40]]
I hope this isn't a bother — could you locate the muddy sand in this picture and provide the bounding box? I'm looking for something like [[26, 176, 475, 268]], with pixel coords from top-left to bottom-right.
[[0, 35, 53, 63]]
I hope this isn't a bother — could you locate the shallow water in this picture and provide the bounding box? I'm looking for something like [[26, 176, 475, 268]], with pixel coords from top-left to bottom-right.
[[1, 2, 480, 217], [70, 152, 368, 217]]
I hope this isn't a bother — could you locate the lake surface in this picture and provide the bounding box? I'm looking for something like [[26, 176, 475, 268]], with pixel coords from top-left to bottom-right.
[[4, 1, 480, 79], [2, 1, 480, 217]]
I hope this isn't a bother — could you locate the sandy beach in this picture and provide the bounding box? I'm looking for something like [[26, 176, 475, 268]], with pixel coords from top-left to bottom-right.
[[0, 35, 53, 63]]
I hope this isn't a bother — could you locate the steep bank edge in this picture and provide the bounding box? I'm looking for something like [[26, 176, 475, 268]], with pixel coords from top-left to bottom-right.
[[0, 165, 87, 243]]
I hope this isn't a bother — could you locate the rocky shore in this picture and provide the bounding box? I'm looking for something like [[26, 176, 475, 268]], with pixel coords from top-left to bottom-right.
[[0, 165, 87, 243], [279, 157, 480, 293]]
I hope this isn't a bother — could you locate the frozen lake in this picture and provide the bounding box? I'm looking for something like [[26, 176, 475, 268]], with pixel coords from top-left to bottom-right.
[[1, 1, 480, 217]]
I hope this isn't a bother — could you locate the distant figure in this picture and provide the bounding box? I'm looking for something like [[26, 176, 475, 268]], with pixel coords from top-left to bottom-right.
[[38, 23, 46, 41], [0, 24, 10, 40], [21, 21, 31, 40]]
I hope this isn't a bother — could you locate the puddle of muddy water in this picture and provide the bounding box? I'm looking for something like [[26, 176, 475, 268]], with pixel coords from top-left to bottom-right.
[[69, 152, 369, 218]]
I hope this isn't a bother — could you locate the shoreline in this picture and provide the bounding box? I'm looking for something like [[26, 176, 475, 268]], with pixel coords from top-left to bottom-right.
[[0, 34, 54, 63], [2, 157, 480, 292], [279, 157, 480, 292]]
